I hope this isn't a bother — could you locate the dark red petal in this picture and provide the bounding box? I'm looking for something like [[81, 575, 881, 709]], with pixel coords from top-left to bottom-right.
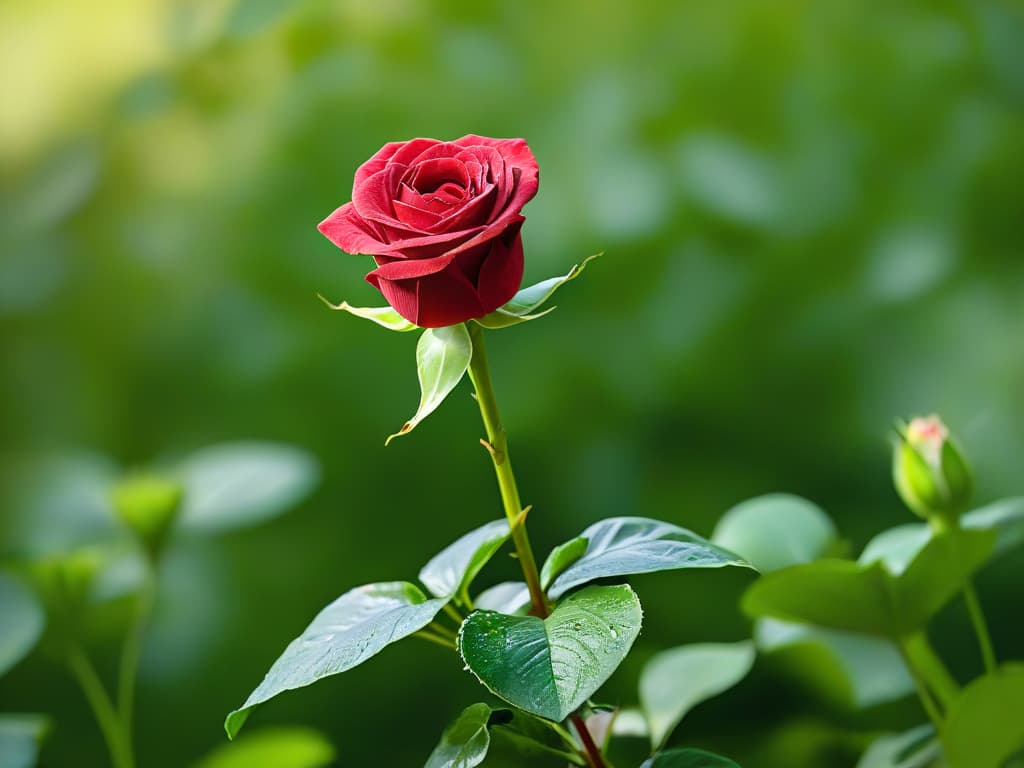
[[393, 199, 443, 230], [367, 262, 485, 327], [454, 136, 539, 220], [475, 223, 525, 312], [368, 251, 458, 280], [352, 164, 407, 224], [388, 138, 447, 168], [430, 184, 496, 233], [317, 203, 386, 254], [353, 141, 406, 190], [409, 157, 469, 194]]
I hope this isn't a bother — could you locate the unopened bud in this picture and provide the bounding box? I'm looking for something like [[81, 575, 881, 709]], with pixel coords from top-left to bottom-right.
[[111, 474, 182, 561], [893, 415, 973, 523]]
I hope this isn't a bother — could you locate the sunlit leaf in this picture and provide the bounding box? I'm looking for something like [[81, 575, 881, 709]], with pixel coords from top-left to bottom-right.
[[179, 442, 319, 533], [0, 714, 49, 768], [425, 703, 492, 768], [641, 747, 742, 768], [712, 494, 836, 573], [547, 517, 751, 599], [0, 574, 45, 677], [743, 529, 996, 637], [945, 665, 1024, 768], [755, 619, 913, 708], [226, 582, 448, 738], [419, 520, 510, 601], [387, 324, 472, 444], [539, 536, 588, 591], [318, 297, 418, 332], [194, 726, 334, 768], [855, 724, 938, 768], [473, 582, 531, 615], [459, 584, 642, 721], [473, 254, 600, 329], [640, 641, 755, 748]]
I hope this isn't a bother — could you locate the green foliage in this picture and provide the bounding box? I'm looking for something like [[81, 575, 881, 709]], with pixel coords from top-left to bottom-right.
[[711, 494, 836, 574], [0, 574, 45, 678], [178, 443, 320, 533], [945, 665, 1024, 768], [539, 537, 588, 592], [425, 704, 493, 768], [194, 727, 334, 768], [640, 747, 741, 768], [855, 725, 938, 768], [319, 299, 418, 332], [742, 529, 996, 637], [226, 582, 448, 738], [387, 324, 473, 445], [419, 520, 510, 601], [0, 715, 49, 768], [546, 518, 751, 599], [640, 641, 755, 749], [459, 584, 642, 722]]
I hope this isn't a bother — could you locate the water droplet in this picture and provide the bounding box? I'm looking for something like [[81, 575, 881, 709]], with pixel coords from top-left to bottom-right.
[[609, 627, 618, 639], [573, 622, 582, 631]]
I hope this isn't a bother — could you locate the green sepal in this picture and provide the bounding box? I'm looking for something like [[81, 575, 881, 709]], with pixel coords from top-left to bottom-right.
[[318, 296, 418, 332], [473, 254, 601, 329], [387, 324, 473, 445]]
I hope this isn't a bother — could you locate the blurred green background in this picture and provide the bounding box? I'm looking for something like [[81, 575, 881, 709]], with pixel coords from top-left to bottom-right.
[[1, 0, 1022, 765]]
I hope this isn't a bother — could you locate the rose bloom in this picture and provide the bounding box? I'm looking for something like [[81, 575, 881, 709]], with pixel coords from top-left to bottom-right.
[[319, 135, 540, 328]]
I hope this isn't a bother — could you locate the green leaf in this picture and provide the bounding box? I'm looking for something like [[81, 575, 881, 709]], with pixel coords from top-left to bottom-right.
[[0, 715, 49, 768], [419, 520, 510, 601], [459, 584, 643, 721], [473, 582, 531, 615], [539, 537, 588, 591], [640, 747, 742, 768], [547, 517, 751, 599], [179, 442, 320, 533], [194, 727, 335, 768], [425, 703, 492, 768], [640, 641, 755, 748], [858, 496, 1024, 576], [318, 297, 418, 331], [387, 324, 473, 444], [0, 574, 45, 677], [226, 581, 448, 738], [473, 254, 600, 329], [945, 665, 1024, 768], [964, 497, 1024, 557], [712, 494, 836, 573], [755, 619, 913, 708], [856, 724, 938, 768], [742, 529, 996, 637], [488, 709, 585, 764]]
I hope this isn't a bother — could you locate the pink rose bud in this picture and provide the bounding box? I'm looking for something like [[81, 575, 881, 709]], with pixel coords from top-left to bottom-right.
[[318, 135, 540, 328], [893, 415, 973, 523]]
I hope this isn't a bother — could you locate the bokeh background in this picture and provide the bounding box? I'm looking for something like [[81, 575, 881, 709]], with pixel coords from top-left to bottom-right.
[[1, 0, 1022, 766]]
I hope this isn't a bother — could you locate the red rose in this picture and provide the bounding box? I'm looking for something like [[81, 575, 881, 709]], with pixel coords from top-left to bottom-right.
[[318, 135, 539, 328]]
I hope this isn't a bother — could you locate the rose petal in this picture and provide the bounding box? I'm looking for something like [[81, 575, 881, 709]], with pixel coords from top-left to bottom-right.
[[393, 199, 443, 231], [353, 141, 408, 190], [352, 164, 407, 224], [317, 202, 386, 254], [455, 136, 539, 221], [368, 251, 458, 280], [475, 223, 525, 312], [388, 138, 448, 168], [408, 157, 470, 195]]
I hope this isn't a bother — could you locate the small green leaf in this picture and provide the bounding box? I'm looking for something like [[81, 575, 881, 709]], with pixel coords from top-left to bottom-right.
[[945, 665, 1024, 768], [226, 581, 448, 738], [640, 748, 742, 768], [855, 724, 938, 768], [488, 708, 585, 764], [743, 529, 996, 637], [318, 297, 418, 331], [540, 537, 588, 591], [859, 525, 932, 576], [640, 641, 755, 749], [0, 574, 45, 678], [755, 619, 913, 708], [194, 727, 335, 768], [473, 582, 531, 615], [425, 703, 492, 768], [387, 324, 473, 444], [459, 584, 643, 721], [964, 497, 1024, 557], [419, 520, 510, 601], [179, 442, 319, 533], [547, 517, 751, 599], [473, 254, 600, 329], [0, 715, 49, 768], [712, 494, 836, 573]]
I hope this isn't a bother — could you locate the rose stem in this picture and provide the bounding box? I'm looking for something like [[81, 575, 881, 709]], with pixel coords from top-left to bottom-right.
[[467, 322, 609, 768]]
